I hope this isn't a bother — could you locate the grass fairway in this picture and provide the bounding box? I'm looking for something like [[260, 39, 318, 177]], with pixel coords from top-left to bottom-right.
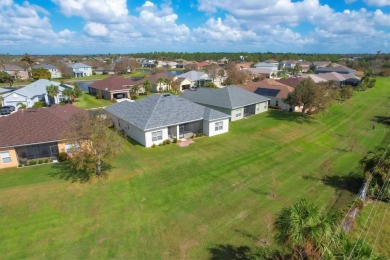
[[0, 78, 389, 259]]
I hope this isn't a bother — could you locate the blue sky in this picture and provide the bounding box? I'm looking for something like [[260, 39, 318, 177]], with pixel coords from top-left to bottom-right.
[[0, 0, 389, 54]]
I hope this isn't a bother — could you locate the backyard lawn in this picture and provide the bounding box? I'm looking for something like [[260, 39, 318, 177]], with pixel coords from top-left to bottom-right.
[[73, 92, 113, 109], [0, 78, 389, 259]]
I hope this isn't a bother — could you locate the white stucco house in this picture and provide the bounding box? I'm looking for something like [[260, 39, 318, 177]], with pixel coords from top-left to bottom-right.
[[175, 70, 212, 90], [2, 79, 74, 109], [105, 94, 230, 147], [32, 64, 62, 78], [182, 86, 269, 121], [67, 63, 92, 77]]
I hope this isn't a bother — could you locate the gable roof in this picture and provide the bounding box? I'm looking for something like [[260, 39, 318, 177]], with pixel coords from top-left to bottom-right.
[[177, 70, 211, 81], [0, 87, 13, 94], [237, 79, 293, 99], [136, 72, 174, 85], [3, 64, 24, 71], [242, 68, 274, 75], [276, 77, 305, 88], [3, 79, 73, 98], [0, 104, 86, 148], [105, 94, 230, 131], [182, 85, 269, 110], [68, 63, 92, 69], [32, 64, 57, 70], [89, 75, 136, 91], [315, 72, 360, 81], [315, 65, 355, 74]]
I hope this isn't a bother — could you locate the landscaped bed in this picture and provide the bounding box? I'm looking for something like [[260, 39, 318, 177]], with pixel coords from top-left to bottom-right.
[[0, 77, 388, 259]]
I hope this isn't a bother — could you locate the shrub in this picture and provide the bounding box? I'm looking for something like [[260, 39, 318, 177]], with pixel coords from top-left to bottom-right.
[[28, 160, 37, 166], [18, 163, 23, 167], [131, 95, 138, 100], [152, 144, 156, 148], [111, 98, 117, 103], [58, 152, 69, 162], [32, 101, 46, 108], [44, 159, 49, 163], [172, 138, 178, 143], [196, 132, 204, 137], [162, 139, 171, 145], [37, 159, 43, 164]]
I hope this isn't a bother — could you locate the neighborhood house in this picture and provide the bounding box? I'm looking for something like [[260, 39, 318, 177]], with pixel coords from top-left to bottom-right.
[[67, 63, 93, 77], [0, 105, 86, 169], [88, 75, 140, 100], [182, 86, 269, 121], [2, 79, 74, 109], [32, 64, 62, 78], [105, 94, 230, 148]]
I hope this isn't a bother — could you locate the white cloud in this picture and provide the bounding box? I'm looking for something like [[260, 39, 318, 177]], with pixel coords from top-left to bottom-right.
[[52, 0, 128, 22], [363, 0, 390, 6], [0, 0, 74, 50], [84, 22, 109, 37]]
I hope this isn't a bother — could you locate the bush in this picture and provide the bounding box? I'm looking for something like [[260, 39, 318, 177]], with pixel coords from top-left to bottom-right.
[[32, 101, 46, 108], [37, 159, 43, 164], [111, 98, 117, 103], [58, 152, 69, 162], [172, 138, 178, 143], [28, 160, 37, 166], [152, 144, 156, 148], [44, 159, 49, 163], [196, 132, 204, 137], [162, 139, 171, 145], [131, 95, 138, 100], [18, 163, 23, 167]]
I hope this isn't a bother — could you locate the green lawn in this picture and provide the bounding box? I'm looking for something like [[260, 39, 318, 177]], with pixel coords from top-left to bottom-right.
[[73, 92, 113, 109], [0, 78, 389, 259]]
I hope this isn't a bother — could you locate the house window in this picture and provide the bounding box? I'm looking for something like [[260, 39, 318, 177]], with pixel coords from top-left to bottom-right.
[[275, 100, 279, 107], [65, 144, 79, 154], [235, 109, 242, 117], [215, 121, 223, 131], [0, 151, 11, 164], [152, 131, 163, 142]]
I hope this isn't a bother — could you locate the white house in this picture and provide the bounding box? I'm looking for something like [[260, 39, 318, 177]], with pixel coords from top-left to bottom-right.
[[254, 61, 279, 71], [105, 94, 230, 147], [67, 63, 92, 77], [2, 79, 73, 109], [175, 70, 212, 90], [32, 64, 62, 78]]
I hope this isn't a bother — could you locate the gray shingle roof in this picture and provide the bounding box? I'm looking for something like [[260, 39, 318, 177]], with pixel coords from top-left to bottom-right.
[[177, 70, 211, 81], [3, 79, 72, 98], [181, 85, 269, 110], [32, 64, 57, 70], [105, 94, 230, 131], [68, 63, 91, 69], [3, 64, 24, 71]]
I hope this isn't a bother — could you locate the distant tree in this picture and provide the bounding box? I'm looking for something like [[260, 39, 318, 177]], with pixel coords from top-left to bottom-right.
[[169, 79, 181, 94], [0, 71, 13, 86], [32, 68, 51, 80], [129, 59, 141, 71], [63, 113, 121, 177], [361, 76, 376, 90], [72, 84, 82, 100], [130, 85, 140, 98], [218, 69, 225, 77], [207, 63, 220, 82], [16, 102, 26, 110], [46, 85, 59, 105], [184, 63, 197, 72], [0, 94, 3, 107], [156, 78, 166, 92], [292, 64, 302, 76], [20, 53, 34, 67]]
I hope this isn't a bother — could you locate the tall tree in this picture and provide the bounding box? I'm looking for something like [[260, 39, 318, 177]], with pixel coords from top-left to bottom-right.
[[62, 88, 74, 103], [20, 53, 34, 75], [0, 94, 3, 107], [143, 80, 152, 94], [285, 78, 339, 114], [63, 113, 121, 177], [46, 85, 59, 105], [207, 63, 221, 82], [0, 71, 13, 86]]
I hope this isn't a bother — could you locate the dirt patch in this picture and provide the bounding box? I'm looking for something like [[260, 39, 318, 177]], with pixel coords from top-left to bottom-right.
[[180, 240, 198, 259]]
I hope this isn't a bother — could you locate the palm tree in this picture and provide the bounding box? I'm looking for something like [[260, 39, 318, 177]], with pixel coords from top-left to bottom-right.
[[20, 53, 34, 76], [16, 102, 26, 110], [156, 77, 166, 92], [130, 85, 139, 98], [46, 85, 59, 105], [62, 88, 74, 103], [143, 80, 152, 94], [275, 199, 337, 259], [0, 94, 3, 107]]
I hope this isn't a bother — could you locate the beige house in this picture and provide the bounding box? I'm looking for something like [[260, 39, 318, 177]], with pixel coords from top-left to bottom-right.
[[89, 75, 141, 100], [0, 105, 86, 170], [2, 64, 29, 80]]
